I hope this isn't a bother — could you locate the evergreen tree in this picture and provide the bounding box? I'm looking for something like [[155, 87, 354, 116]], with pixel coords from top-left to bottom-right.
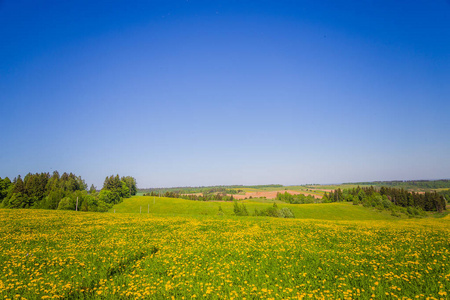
[[89, 184, 97, 194], [12, 175, 25, 194]]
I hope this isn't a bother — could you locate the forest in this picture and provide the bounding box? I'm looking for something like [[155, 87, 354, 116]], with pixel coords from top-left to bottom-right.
[[349, 179, 450, 190], [0, 172, 136, 212], [322, 186, 446, 213]]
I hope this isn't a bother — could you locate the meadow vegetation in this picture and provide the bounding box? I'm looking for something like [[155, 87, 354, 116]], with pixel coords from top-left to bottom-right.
[[1, 180, 449, 299], [112, 196, 397, 220], [0, 208, 449, 299]]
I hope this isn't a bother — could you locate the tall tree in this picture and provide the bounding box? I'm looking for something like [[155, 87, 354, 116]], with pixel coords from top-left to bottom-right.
[[0, 177, 12, 202], [121, 176, 137, 196], [89, 184, 97, 194]]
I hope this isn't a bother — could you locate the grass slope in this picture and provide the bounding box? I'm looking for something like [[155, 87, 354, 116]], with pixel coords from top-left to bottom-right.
[[111, 196, 396, 220], [1, 209, 448, 299]]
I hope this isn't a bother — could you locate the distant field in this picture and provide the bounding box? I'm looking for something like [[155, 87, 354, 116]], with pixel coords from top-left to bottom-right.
[[239, 186, 324, 194], [0, 208, 449, 299], [305, 184, 364, 191], [112, 196, 397, 220], [231, 190, 322, 200], [139, 180, 450, 199], [138, 181, 450, 203]]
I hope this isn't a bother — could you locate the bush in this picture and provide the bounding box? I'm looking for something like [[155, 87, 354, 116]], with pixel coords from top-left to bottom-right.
[[57, 197, 75, 210], [391, 210, 401, 217], [406, 206, 424, 217], [253, 204, 295, 218], [280, 207, 295, 218], [96, 200, 112, 212], [233, 201, 249, 216], [382, 198, 393, 209], [98, 190, 121, 204], [217, 206, 224, 216]]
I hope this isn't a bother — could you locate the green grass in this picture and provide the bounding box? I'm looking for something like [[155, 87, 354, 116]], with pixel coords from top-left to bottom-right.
[[0, 209, 449, 299], [431, 210, 450, 218], [111, 196, 397, 220]]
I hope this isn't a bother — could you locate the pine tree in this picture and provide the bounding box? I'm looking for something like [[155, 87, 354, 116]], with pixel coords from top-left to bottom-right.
[[89, 184, 97, 194]]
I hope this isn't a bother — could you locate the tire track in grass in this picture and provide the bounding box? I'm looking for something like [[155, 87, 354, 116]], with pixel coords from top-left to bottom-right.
[[65, 246, 159, 299]]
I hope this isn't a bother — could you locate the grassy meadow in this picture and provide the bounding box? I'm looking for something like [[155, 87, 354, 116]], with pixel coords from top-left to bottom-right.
[[112, 196, 396, 220], [1, 197, 449, 300]]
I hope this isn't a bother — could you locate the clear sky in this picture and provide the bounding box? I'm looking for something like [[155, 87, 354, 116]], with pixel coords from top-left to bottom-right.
[[1, 0, 449, 188]]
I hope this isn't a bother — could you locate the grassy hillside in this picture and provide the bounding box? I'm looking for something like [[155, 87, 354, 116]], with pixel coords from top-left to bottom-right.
[[1, 209, 448, 299], [111, 196, 397, 220]]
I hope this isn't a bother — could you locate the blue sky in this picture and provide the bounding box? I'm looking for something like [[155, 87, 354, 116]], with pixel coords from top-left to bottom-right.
[[1, 0, 449, 188]]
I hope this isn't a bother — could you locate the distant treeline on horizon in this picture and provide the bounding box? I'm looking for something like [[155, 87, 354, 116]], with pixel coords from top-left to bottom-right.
[[138, 184, 283, 195], [138, 180, 450, 192], [346, 179, 450, 190]]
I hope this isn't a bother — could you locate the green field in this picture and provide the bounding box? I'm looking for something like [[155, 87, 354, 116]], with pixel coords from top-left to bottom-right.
[[227, 185, 325, 197], [112, 196, 397, 220], [1, 197, 449, 299]]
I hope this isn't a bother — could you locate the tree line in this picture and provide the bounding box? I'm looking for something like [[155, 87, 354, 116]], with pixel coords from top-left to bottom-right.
[[276, 192, 317, 204], [139, 184, 284, 195], [144, 191, 236, 201], [322, 186, 446, 213], [347, 179, 450, 190], [140, 186, 242, 195], [0, 172, 136, 212]]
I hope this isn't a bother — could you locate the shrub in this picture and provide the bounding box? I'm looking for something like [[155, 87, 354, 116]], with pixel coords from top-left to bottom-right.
[[57, 197, 75, 210], [217, 206, 224, 216], [382, 198, 393, 209], [98, 190, 121, 204], [280, 207, 295, 218], [253, 204, 295, 218], [233, 201, 249, 216], [96, 200, 112, 212]]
